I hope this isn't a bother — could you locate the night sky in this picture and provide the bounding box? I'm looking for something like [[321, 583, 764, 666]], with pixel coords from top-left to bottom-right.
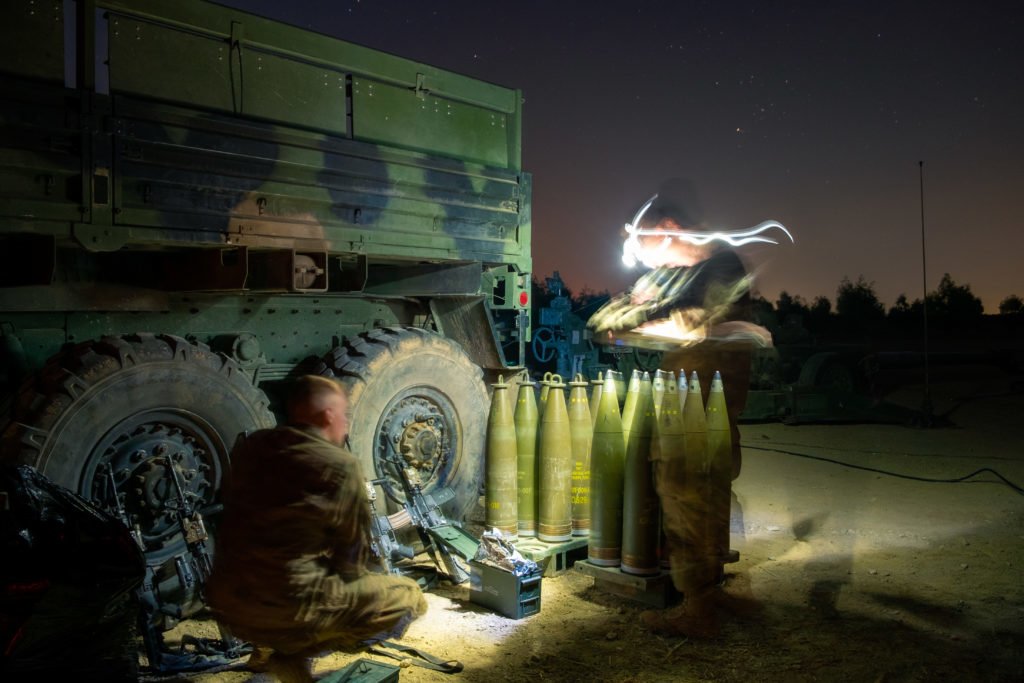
[[221, 1, 1022, 312]]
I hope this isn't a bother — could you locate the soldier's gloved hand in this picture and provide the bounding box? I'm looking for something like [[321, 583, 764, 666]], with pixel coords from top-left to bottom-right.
[[588, 296, 649, 333], [668, 306, 709, 335]]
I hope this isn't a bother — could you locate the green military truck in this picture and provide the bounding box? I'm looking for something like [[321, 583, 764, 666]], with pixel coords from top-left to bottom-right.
[[0, 0, 531, 628]]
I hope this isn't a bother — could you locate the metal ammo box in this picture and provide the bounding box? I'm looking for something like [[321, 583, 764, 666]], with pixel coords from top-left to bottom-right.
[[468, 560, 542, 619], [321, 658, 400, 683]]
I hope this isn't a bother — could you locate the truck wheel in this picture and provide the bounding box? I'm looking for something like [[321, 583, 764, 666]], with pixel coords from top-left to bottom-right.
[[2, 334, 275, 626], [323, 327, 488, 523]]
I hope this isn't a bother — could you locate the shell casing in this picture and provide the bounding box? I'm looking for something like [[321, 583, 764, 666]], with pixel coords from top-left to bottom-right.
[[652, 369, 668, 420], [681, 370, 716, 583], [705, 370, 732, 562], [514, 379, 538, 537], [538, 375, 572, 542], [611, 370, 627, 406], [569, 374, 593, 536], [588, 370, 625, 566], [677, 368, 688, 415], [653, 372, 682, 569], [620, 369, 642, 448], [485, 376, 518, 540], [621, 371, 660, 576], [589, 371, 604, 429], [538, 371, 553, 415], [683, 370, 709, 478], [535, 371, 553, 498]]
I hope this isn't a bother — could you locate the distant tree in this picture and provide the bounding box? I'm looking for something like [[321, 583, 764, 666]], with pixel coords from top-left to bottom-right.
[[768, 291, 808, 343], [801, 295, 831, 336], [885, 293, 930, 337], [835, 276, 885, 323], [808, 295, 831, 318], [810, 296, 832, 317], [927, 273, 983, 319], [998, 294, 1023, 315], [750, 295, 777, 332], [775, 291, 809, 322], [889, 293, 911, 317], [887, 293, 918, 325]]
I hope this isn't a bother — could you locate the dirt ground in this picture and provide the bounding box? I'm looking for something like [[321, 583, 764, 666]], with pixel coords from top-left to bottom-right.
[[156, 376, 1024, 683]]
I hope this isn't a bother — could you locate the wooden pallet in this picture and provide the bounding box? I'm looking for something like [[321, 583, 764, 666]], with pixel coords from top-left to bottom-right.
[[513, 536, 589, 576], [574, 560, 682, 608]]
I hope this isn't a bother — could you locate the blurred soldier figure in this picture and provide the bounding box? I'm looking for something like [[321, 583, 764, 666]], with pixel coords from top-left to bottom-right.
[[591, 186, 788, 637], [207, 375, 427, 682]]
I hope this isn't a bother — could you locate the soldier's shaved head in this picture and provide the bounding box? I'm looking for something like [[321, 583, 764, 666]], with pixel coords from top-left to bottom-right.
[[287, 375, 349, 445]]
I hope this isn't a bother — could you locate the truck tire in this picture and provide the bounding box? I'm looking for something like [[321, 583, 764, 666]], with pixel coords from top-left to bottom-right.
[[323, 327, 488, 524], [1, 334, 275, 626]]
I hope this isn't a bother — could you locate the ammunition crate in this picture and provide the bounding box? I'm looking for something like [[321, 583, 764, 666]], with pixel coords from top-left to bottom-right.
[[515, 536, 589, 576], [468, 561, 542, 619], [321, 658, 400, 683]]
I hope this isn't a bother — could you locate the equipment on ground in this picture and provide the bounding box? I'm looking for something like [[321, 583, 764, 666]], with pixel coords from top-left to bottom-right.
[[468, 560, 543, 620], [485, 376, 518, 539], [567, 373, 592, 537], [588, 371, 625, 567], [514, 378, 539, 538], [705, 371, 732, 561], [106, 458, 247, 673], [367, 450, 480, 585], [537, 375, 572, 543], [1, 464, 144, 678], [621, 371, 659, 576]]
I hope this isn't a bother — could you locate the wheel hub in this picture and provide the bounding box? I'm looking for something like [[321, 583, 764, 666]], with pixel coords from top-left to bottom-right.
[[87, 414, 219, 564], [378, 395, 453, 497], [399, 421, 441, 468]]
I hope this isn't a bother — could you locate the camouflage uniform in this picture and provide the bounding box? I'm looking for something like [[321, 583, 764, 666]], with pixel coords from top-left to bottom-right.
[[658, 345, 749, 597], [650, 250, 753, 630], [206, 426, 427, 655], [646, 248, 752, 478]]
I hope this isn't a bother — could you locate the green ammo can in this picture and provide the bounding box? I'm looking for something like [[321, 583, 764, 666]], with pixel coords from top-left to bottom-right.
[[320, 658, 400, 683], [469, 561, 543, 619]]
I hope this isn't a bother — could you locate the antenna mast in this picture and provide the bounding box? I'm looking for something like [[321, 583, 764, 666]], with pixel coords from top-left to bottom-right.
[[919, 161, 932, 423]]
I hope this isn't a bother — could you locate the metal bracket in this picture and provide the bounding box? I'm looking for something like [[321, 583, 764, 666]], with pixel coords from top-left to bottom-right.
[[73, 222, 126, 252], [414, 73, 430, 100], [230, 21, 245, 113]]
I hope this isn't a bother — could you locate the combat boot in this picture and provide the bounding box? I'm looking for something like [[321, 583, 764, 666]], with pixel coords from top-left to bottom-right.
[[640, 604, 718, 639], [266, 651, 313, 683], [714, 573, 761, 619], [713, 589, 762, 619], [246, 645, 274, 672]]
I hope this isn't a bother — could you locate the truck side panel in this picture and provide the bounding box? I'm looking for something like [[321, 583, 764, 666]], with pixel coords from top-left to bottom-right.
[[109, 97, 527, 266]]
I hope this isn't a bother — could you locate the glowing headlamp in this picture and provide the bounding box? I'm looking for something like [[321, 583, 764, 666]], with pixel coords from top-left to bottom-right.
[[622, 193, 794, 269]]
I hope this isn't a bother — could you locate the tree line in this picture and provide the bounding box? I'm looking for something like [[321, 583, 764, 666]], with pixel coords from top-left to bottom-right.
[[534, 272, 1024, 344]]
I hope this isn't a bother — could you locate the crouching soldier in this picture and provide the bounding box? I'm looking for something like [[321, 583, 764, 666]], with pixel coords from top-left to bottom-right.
[[206, 375, 427, 682]]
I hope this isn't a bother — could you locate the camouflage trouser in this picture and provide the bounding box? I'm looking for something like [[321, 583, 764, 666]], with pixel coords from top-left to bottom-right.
[[657, 346, 750, 606], [654, 448, 718, 614], [223, 574, 427, 656]]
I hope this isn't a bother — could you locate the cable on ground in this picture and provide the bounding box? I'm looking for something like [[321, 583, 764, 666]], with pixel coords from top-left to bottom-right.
[[743, 444, 1024, 496]]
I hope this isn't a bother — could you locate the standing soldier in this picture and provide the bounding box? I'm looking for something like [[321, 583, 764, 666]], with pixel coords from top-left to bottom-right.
[[206, 376, 427, 681], [589, 186, 789, 637]]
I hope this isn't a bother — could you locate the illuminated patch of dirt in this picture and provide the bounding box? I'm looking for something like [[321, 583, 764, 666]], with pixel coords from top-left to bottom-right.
[[158, 382, 1024, 683]]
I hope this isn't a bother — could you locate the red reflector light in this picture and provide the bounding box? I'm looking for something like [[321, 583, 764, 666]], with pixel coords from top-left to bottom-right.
[[518, 291, 529, 307]]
